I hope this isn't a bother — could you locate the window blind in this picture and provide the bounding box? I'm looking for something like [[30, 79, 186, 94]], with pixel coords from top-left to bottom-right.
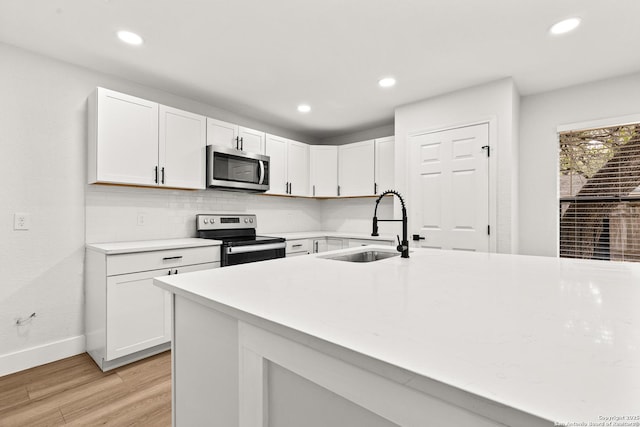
[[559, 124, 640, 262]]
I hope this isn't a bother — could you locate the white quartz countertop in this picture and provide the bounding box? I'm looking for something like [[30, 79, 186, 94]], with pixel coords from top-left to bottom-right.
[[270, 230, 396, 241], [86, 237, 221, 254], [154, 246, 640, 423]]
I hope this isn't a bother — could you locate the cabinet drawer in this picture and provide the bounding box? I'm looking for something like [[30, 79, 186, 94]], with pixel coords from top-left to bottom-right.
[[286, 239, 310, 254], [107, 246, 221, 276], [347, 239, 394, 248]]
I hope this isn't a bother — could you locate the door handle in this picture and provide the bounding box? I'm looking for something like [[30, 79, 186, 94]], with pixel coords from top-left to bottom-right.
[[161, 167, 165, 184], [240, 137, 244, 151], [154, 166, 158, 184], [235, 136, 240, 150], [163, 256, 183, 261]]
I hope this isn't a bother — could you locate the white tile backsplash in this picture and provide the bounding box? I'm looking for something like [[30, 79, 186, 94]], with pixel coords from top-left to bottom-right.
[[85, 185, 324, 243], [85, 185, 394, 243]]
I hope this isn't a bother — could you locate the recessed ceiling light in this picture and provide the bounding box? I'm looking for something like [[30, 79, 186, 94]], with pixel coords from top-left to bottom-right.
[[297, 104, 311, 113], [117, 30, 144, 46], [550, 18, 581, 35], [378, 77, 396, 88]]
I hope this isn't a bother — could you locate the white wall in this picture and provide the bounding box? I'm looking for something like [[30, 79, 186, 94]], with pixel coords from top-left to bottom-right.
[[320, 124, 394, 146], [0, 42, 321, 375], [394, 78, 520, 254], [519, 71, 640, 257]]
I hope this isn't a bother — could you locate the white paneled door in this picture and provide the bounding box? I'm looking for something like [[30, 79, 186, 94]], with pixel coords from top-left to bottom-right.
[[410, 123, 490, 252]]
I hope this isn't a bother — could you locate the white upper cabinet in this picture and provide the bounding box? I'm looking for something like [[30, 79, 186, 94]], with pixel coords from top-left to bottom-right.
[[265, 134, 309, 196], [310, 145, 338, 197], [89, 88, 206, 189], [159, 105, 206, 189], [338, 140, 375, 196], [374, 136, 394, 195], [238, 126, 265, 154], [206, 118, 265, 154], [287, 140, 309, 196], [89, 88, 159, 186], [265, 134, 288, 195], [206, 118, 238, 150]]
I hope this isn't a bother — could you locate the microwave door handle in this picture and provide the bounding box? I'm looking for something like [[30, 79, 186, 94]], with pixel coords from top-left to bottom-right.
[[258, 160, 265, 185]]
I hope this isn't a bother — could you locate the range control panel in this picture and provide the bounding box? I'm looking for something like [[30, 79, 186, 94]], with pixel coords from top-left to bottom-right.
[[196, 214, 256, 231]]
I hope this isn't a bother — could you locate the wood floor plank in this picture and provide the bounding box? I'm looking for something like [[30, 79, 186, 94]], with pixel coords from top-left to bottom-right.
[[0, 384, 29, 412], [0, 351, 172, 426], [0, 402, 65, 427], [63, 378, 171, 426], [117, 351, 171, 391]]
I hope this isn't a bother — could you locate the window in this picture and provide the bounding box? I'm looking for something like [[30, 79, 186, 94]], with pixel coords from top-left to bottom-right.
[[559, 123, 640, 261]]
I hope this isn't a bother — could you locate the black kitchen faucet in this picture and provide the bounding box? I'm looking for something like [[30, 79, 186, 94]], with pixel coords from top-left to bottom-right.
[[371, 190, 409, 258]]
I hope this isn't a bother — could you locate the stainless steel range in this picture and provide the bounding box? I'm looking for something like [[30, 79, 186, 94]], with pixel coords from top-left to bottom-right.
[[196, 214, 286, 267]]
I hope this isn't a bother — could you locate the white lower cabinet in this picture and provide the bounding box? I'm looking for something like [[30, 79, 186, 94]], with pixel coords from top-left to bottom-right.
[[285, 239, 311, 256], [347, 238, 394, 248], [86, 244, 220, 371], [312, 237, 346, 253]]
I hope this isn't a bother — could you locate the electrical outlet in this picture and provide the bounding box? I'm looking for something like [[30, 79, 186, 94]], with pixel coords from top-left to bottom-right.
[[14, 213, 30, 230], [137, 213, 146, 226]]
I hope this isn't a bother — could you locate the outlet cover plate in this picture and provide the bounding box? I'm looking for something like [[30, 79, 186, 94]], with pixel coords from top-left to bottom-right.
[[14, 213, 30, 230]]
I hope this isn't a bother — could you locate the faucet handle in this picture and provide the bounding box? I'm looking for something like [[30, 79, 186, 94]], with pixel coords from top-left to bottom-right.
[[396, 235, 403, 253]]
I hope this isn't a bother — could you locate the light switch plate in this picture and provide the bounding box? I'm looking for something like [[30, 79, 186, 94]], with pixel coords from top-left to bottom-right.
[[14, 213, 30, 230]]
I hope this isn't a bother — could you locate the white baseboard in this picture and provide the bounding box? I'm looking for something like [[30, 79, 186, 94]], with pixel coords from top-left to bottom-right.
[[0, 335, 86, 377]]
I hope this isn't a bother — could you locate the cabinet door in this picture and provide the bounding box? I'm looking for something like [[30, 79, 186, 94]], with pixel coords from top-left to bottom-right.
[[375, 137, 394, 195], [206, 118, 238, 149], [106, 269, 172, 360], [106, 262, 219, 361], [310, 146, 338, 197], [287, 140, 310, 196], [326, 238, 345, 251], [94, 88, 159, 186], [338, 140, 375, 196], [313, 238, 328, 253], [265, 134, 288, 195], [159, 106, 206, 189], [238, 126, 265, 154]]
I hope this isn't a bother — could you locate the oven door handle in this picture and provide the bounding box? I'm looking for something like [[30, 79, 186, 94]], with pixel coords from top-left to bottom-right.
[[258, 160, 265, 185], [226, 242, 285, 254]]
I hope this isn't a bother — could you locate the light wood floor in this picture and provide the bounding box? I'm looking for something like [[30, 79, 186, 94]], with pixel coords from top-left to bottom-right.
[[0, 351, 171, 426]]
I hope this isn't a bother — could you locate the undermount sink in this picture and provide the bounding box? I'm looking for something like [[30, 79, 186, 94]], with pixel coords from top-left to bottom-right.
[[320, 249, 400, 263]]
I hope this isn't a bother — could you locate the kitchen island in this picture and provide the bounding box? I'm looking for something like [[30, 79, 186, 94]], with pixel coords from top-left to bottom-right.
[[154, 246, 640, 427]]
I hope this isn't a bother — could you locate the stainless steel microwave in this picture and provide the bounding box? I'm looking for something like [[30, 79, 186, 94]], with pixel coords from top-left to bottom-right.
[[206, 145, 270, 192]]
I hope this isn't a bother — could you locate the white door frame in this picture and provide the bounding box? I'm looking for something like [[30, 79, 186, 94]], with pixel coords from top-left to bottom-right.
[[406, 118, 498, 253]]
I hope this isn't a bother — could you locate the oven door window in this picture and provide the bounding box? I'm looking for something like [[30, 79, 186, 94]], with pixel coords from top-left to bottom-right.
[[213, 152, 261, 184]]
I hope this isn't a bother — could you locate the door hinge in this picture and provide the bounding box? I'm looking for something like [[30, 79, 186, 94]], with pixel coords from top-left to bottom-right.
[[481, 145, 490, 157], [487, 225, 490, 235]]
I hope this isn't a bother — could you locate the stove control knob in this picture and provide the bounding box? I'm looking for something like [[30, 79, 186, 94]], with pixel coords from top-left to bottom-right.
[[211, 218, 215, 223], [249, 218, 254, 223], [203, 219, 209, 224], [244, 218, 249, 223]]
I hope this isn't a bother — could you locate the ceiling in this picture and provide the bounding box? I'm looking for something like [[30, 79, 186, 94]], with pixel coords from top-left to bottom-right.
[[2, 0, 640, 140]]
